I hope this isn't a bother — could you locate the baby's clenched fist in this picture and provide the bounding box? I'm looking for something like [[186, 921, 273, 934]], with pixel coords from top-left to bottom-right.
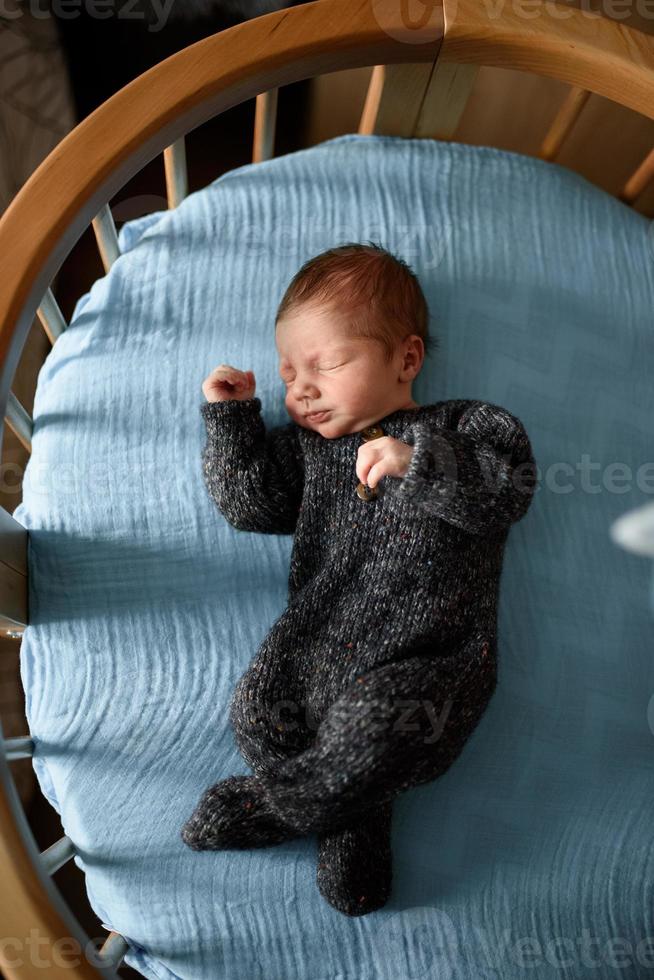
[[203, 364, 256, 403]]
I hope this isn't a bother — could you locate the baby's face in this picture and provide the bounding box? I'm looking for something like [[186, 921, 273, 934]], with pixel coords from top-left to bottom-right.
[[275, 303, 422, 438]]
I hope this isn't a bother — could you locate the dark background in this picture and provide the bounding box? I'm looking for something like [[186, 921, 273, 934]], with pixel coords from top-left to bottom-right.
[[51, 0, 311, 322]]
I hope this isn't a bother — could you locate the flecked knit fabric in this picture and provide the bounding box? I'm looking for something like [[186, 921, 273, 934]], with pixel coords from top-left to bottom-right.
[[181, 396, 537, 916]]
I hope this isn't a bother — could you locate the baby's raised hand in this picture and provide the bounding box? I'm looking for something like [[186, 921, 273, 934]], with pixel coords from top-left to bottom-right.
[[356, 436, 414, 489], [202, 364, 256, 403]]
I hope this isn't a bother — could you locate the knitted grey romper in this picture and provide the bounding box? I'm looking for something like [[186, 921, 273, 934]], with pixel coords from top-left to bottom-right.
[[187, 396, 536, 910]]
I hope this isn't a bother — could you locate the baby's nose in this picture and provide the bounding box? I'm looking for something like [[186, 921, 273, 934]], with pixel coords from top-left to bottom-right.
[[290, 378, 319, 399]]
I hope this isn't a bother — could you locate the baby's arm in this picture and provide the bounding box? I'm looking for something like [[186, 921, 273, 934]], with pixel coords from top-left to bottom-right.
[[200, 365, 304, 535], [390, 400, 537, 535]]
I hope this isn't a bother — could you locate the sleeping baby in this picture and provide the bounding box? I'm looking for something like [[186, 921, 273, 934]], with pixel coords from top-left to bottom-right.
[[180, 242, 537, 917]]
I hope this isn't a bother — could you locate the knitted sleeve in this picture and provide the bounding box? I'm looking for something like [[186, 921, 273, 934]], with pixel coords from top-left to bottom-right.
[[199, 396, 304, 535], [388, 401, 537, 535]]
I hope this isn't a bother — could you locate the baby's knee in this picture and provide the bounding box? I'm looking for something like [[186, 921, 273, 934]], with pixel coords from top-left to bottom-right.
[[230, 670, 313, 754]]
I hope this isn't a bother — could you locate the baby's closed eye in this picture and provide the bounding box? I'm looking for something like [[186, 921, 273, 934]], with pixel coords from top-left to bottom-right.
[[281, 364, 344, 384]]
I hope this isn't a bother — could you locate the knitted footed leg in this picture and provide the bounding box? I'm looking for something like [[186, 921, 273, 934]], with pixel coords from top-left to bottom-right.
[[228, 645, 315, 780], [181, 633, 495, 849], [180, 774, 303, 850], [259, 632, 496, 835], [181, 641, 318, 851], [316, 801, 393, 916]]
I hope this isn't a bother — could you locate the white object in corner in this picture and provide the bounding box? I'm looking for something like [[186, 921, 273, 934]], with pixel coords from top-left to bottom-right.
[[609, 501, 654, 557]]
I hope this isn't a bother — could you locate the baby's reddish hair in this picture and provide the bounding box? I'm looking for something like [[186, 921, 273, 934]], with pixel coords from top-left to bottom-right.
[[275, 242, 437, 364]]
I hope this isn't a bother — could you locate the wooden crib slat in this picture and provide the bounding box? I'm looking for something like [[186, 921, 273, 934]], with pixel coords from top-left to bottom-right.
[[98, 931, 129, 969], [253, 89, 279, 163], [36, 287, 67, 345], [92, 204, 121, 273], [5, 391, 32, 453], [358, 65, 385, 135], [359, 63, 433, 136], [539, 86, 591, 161], [164, 137, 188, 209], [0, 504, 27, 633], [359, 60, 476, 140], [4, 737, 34, 761], [620, 146, 654, 203], [0, 505, 27, 577], [414, 61, 478, 139], [0, 557, 27, 633], [41, 835, 76, 876]]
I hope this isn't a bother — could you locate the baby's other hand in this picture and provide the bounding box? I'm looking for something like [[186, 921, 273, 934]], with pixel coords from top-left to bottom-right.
[[202, 365, 256, 403], [356, 436, 414, 489]]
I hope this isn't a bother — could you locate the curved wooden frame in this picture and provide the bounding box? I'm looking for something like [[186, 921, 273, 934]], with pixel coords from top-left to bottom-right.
[[0, 0, 653, 975]]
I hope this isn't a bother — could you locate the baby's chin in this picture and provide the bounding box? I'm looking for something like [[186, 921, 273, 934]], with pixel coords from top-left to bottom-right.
[[295, 413, 365, 439]]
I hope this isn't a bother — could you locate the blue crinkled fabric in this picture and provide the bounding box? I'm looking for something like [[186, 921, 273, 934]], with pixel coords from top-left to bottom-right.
[[13, 134, 654, 979]]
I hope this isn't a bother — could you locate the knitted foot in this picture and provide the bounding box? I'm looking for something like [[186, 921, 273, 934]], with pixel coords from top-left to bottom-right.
[[316, 802, 393, 916], [180, 775, 301, 850]]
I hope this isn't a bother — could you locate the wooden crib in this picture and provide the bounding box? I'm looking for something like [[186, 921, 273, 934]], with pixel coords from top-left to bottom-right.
[[0, 0, 653, 974]]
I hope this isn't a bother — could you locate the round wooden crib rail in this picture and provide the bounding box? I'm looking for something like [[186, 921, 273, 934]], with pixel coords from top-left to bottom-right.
[[0, 0, 653, 976]]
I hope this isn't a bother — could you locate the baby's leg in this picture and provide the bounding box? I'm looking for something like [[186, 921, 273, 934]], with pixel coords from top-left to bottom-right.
[[180, 639, 314, 852], [260, 631, 496, 833], [316, 800, 393, 917], [228, 646, 314, 779], [181, 632, 495, 850], [181, 657, 313, 851]]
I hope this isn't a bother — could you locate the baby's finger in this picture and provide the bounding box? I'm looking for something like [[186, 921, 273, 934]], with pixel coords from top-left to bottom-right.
[[356, 443, 379, 484], [208, 364, 239, 382], [208, 364, 229, 376], [365, 462, 386, 490], [355, 454, 372, 486]]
